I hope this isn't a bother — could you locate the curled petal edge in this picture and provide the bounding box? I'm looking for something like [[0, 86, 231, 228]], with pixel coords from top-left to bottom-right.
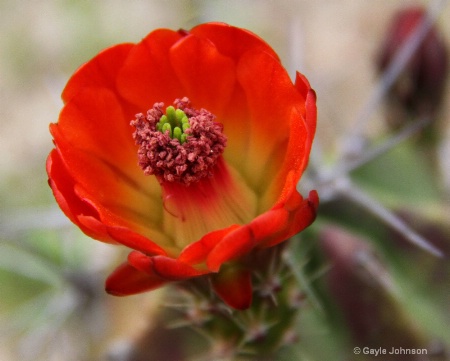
[[105, 262, 167, 297], [46, 150, 116, 243], [128, 251, 209, 280], [206, 188, 319, 272], [105, 250, 209, 297]]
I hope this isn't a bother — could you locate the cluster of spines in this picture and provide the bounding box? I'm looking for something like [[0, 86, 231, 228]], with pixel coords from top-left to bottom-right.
[[165, 245, 303, 360]]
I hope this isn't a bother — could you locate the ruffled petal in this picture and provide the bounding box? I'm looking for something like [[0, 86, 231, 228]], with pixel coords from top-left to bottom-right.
[[249, 208, 289, 241], [51, 87, 163, 235], [127, 252, 208, 281], [46, 149, 115, 243], [116, 29, 184, 110], [211, 264, 252, 310], [105, 262, 167, 296], [259, 190, 319, 249], [152, 256, 209, 280], [304, 89, 318, 152], [127, 250, 153, 273], [125, 251, 208, 285], [46, 150, 84, 225], [206, 226, 256, 272], [73, 184, 176, 254], [106, 227, 168, 257], [77, 215, 113, 243], [294, 73, 317, 175], [169, 33, 236, 115], [294, 71, 311, 101], [189, 23, 281, 180], [291, 190, 319, 233], [179, 225, 241, 265], [54, 144, 161, 233], [190, 22, 279, 63], [262, 90, 316, 209], [54, 87, 138, 169], [62, 43, 134, 104], [258, 108, 306, 210], [235, 49, 307, 196]]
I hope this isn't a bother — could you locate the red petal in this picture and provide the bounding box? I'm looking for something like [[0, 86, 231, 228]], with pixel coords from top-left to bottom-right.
[[169, 34, 236, 114], [261, 75, 316, 208], [179, 225, 240, 265], [54, 143, 154, 228], [116, 29, 184, 110], [62, 43, 134, 104], [190, 23, 280, 64], [264, 90, 315, 207], [46, 150, 83, 224], [106, 227, 168, 257], [105, 262, 166, 296], [294, 72, 317, 153], [218, 85, 250, 172], [294, 71, 311, 100], [189, 23, 281, 176], [211, 265, 252, 310], [237, 50, 305, 148], [260, 190, 319, 249], [292, 190, 319, 232], [73, 184, 173, 253], [53, 87, 139, 173], [127, 251, 153, 273], [46, 150, 115, 243], [77, 215, 116, 243], [152, 256, 208, 280], [51, 90, 163, 233], [207, 226, 256, 272], [304, 89, 317, 149], [127, 251, 208, 281], [249, 208, 289, 241], [275, 170, 300, 208], [283, 180, 305, 211], [235, 49, 307, 194]]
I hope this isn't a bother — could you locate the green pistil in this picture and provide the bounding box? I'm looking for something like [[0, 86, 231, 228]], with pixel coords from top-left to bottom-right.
[[156, 106, 190, 144]]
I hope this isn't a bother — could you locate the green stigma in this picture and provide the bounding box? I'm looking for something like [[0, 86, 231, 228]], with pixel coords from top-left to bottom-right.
[[156, 106, 190, 144]]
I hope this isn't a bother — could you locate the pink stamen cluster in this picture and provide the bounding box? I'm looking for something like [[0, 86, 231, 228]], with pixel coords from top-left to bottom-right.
[[131, 98, 227, 185]]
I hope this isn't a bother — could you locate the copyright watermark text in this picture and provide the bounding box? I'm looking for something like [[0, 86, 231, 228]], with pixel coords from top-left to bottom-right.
[[353, 347, 428, 356]]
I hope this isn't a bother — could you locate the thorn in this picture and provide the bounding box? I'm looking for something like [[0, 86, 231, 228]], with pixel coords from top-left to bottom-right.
[[339, 180, 444, 258]]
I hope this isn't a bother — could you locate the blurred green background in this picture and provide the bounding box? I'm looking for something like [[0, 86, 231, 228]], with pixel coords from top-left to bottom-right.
[[1, 1, 449, 360]]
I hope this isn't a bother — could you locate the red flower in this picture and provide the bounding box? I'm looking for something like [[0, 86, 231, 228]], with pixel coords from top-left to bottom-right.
[[47, 23, 318, 310], [377, 7, 448, 120]]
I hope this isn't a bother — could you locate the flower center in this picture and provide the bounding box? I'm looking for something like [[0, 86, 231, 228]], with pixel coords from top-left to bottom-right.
[[131, 98, 227, 186], [156, 105, 190, 144]]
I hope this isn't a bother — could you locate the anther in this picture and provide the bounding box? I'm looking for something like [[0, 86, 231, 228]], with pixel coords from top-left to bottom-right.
[[131, 98, 227, 185]]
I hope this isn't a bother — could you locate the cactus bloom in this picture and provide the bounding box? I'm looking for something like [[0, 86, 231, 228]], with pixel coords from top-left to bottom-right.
[[47, 23, 318, 309]]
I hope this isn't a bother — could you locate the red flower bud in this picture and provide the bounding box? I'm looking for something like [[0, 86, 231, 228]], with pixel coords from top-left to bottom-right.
[[377, 7, 448, 123]]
